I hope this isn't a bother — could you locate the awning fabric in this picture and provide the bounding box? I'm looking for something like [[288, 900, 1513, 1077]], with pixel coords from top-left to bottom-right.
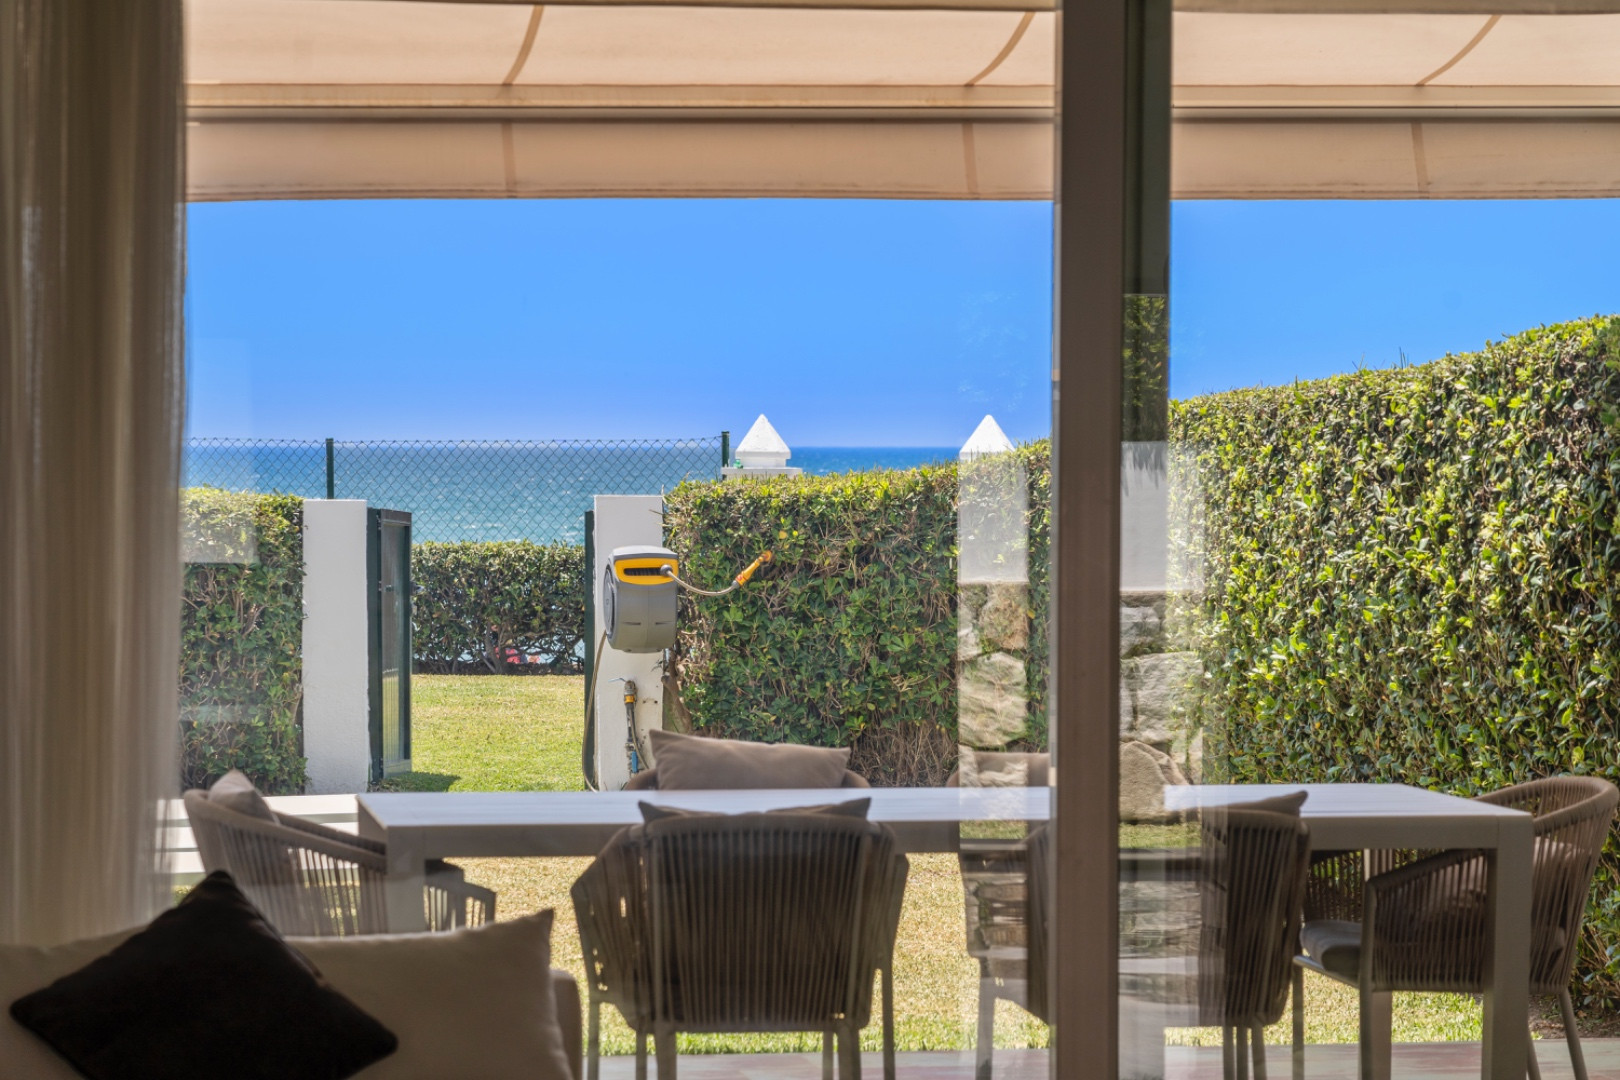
[[186, 0, 1620, 200]]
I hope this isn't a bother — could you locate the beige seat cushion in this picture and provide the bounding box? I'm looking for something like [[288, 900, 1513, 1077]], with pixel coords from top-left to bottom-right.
[[291, 910, 573, 1080], [647, 729, 851, 790], [0, 929, 136, 1080], [1299, 918, 1363, 979]]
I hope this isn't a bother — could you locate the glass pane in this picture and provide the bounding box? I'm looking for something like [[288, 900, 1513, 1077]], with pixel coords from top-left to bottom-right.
[[1117, 6, 1618, 1078], [179, 3, 1060, 1073]]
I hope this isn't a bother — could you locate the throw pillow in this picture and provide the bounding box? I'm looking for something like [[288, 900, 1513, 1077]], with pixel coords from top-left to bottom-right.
[[8, 871, 397, 1080], [647, 729, 851, 789], [639, 797, 872, 823], [1224, 789, 1308, 816], [207, 769, 276, 821], [291, 910, 573, 1080]]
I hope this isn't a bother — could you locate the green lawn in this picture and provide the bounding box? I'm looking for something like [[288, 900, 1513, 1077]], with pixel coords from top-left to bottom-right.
[[400, 674, 1484, 1054]]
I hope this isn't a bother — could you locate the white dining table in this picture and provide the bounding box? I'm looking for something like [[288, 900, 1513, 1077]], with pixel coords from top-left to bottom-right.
[[357, 782, 1531, 1080]]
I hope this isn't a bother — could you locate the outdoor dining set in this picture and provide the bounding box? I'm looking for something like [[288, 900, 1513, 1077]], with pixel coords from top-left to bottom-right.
[[183, 731, 1619, 1080]]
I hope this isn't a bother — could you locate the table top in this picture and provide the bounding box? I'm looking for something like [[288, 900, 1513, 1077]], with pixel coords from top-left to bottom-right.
[[1164, 783, 1524, 818], [358, 782, 1530, 858], [1165, 783, 1530, 848]]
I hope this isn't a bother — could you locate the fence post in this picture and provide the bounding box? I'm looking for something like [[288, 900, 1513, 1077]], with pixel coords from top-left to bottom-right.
[[325, 438, 335, 499], [719, 430, 730, 475]]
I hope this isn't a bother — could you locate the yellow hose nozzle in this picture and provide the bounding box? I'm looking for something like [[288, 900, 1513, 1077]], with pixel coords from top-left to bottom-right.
[[733, 550, 774, 586]]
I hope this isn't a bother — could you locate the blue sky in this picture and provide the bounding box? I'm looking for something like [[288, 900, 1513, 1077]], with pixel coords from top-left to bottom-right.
[[187, 198, 1619, 445]]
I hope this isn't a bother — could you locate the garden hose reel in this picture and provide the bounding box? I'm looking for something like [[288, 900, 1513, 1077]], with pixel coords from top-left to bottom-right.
[[586, 541, 775, 790], [602, 546, 681, 653], [602, 544, 776, 653]]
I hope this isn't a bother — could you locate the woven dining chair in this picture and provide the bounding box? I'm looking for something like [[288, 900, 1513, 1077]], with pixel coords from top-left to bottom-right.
[[1291, 776, 1618, 1080], [945, 752, 1049, 1080], [571, 810, 908, 1080], [1197, 800, 1313, 1080], [183, 790, 494, 935]]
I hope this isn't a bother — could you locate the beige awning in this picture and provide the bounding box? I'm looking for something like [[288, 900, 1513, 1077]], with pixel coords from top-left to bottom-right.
[[186, 0, 1620, 200]]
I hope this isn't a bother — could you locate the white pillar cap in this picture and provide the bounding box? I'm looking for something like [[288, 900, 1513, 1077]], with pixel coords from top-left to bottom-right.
[[736, 414, 792, 468], [960, 415, 1015, 460]]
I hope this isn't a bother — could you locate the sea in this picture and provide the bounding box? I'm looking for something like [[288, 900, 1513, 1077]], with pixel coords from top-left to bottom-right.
[[182, 442, 955, 545]]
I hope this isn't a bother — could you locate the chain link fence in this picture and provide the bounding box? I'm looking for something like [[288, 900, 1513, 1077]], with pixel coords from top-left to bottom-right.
[[184, 436, 727, 543]]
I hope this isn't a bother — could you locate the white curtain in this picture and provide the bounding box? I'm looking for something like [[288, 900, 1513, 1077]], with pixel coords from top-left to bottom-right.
[[0, 0, 186, 945]]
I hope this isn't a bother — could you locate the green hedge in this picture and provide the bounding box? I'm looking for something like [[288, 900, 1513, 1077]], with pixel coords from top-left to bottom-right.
[[664, 445, 1049, 787], [1169, 315, 1620, 1001], [179, 489, 306, 794], [412, 541, 586, 673]]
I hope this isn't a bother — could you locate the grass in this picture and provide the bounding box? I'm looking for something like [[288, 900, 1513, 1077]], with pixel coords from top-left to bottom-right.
[[400, 674, 1486, 1054]]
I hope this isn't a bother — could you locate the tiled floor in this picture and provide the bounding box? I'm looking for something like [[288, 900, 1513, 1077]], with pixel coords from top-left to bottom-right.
[[597, 1039, 1620, 1078]]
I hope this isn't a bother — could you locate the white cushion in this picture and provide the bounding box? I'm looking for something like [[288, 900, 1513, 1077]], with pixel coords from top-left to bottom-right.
[[207, 768, 276, 821], [0, 929, 136, 1079], [290, 910, 572, 1080], [2, 911, 572, 1080]]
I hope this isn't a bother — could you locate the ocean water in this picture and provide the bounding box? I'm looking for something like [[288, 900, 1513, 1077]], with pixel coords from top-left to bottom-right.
[[183, 441, 954, 544]]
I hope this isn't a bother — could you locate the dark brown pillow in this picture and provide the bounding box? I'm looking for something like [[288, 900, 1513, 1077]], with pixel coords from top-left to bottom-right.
[[647, 729, 851, 789], [639, 797, 871, 823], [9, 871, 397, 1080]]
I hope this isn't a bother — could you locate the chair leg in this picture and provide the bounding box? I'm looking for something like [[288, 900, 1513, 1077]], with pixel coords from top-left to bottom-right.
[[635, 1030, 648, 1080], [1237, 1027, 1252, 1080], [882, 964, 896, 1080], [823, 1030, 835, 1080], [838, 1022, 862, 1080], [1526, 1034, 1542, 1080], [975, 979, 995, 1080], [1561, 989, 1590, 1080], [654, 1025, 677, 1080], [1358, 990, 1392, 1080], [1252, 1024, 1268, 1080], [587, 999, 602, 1080], [1223, 1025, 1236, 1080], [1291, 965, 1306, 1080]]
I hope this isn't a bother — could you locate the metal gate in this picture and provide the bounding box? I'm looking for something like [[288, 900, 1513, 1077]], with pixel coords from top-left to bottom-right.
[[369, 508, 412, 782]]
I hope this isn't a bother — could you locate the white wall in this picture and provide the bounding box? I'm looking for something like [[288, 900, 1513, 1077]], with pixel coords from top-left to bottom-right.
[[302, 500, 371, 795], [592, 495, 667, 792]]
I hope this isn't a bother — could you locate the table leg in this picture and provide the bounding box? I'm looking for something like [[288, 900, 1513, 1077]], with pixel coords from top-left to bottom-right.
[[380, 829, 429, 933], [357, 801, 387, 845], [1481, 816, 1532, 1080]]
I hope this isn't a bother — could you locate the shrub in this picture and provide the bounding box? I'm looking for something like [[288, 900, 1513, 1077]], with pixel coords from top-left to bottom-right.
[[664, 445, 1050, 786], [412, 541, 586, 673], [179, 489, 306, 793], [1169, 316, 1620, 1002]]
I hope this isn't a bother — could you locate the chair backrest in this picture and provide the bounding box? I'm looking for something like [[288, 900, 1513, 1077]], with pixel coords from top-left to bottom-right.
[[183, 789, 386, 935], [623, 767, 870, 791], [1196, 806, 1312, 1028], [573, 812, 905, 1032], [1476, 776, 1619, 991]]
